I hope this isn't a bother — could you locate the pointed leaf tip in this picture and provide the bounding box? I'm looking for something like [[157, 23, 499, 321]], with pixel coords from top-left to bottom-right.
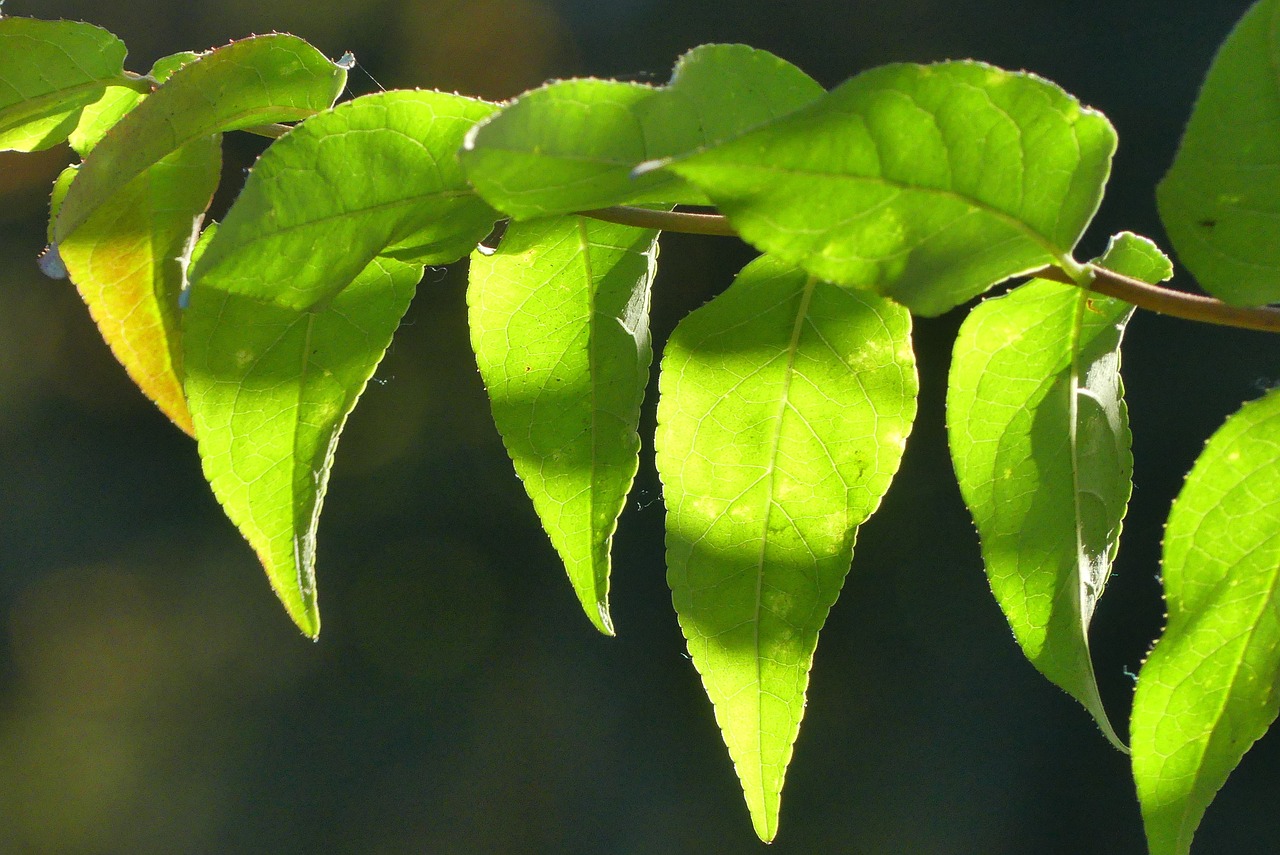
[[468, 216, 658, 636], [948, 232, 1171, 752], [657, 255, 917, 841]]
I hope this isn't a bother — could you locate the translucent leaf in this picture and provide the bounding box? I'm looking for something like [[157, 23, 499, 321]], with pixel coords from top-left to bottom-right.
[[460, 44, 823, 218], [0, 17, 130, 152], [658, 61, 1115, 316], [183, 256, 422, 637], [948, 233, 1172, 750], [55, 34, 347, 243], [1157, 0, 1280, 307], [192, 90, 498, 311], [468, 216, 659, 635], [68, 51, 201, 156], [1131, 387, 1280, 855], [58, 137, 222, 435], [655, 254, 917, 841]]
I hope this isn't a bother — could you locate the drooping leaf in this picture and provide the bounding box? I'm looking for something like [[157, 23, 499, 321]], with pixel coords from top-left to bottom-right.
[[460, 44, 824, 218], [192, 90, 499, 311], [948, 233, 1172, 751], [1130, 387, 1280, 855], [1157, 0, 1280, 307], [0, 17, 133, 152], [657, 61, 1116, 316], [55, 34, 347, 243], [67, 51, 201, 156], [655, 254, 917, 841], [57, 136, 222, 435], [183, 256, 422, 637], [468, 216, 659, 635]]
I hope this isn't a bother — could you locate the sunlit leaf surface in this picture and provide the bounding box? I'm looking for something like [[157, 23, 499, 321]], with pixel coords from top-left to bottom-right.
[[468, 216, 659, 634], [1131, 387, 1280, 855], [55, 34, 346, 242], [948, 233, 1172, 750], [183, 256, 422, 637], [461, 44, 823, 218], [1158, 0, 1280, 307], [193, 90, 498, 311], [656, 254, 917, 841], [0, 17, 129, 152], [661, 61, 1115, 315]]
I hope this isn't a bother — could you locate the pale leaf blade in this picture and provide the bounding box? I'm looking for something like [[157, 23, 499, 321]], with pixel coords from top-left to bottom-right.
[[468, 216, 659, 634], [656, 255, 917, 841], [1131, 388, 1280, 855]]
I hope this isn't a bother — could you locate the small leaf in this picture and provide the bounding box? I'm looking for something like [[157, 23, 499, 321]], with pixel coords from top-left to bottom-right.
[[461, 44, 823, 218], [0, 17, 131, 152], [656, 255, 917, 841], [948, 232, 1172, 751], [1131, 387, 1280, 855], [468, 215, 659, 635], [58, 136, 222, 435], [659, 61, 1115, 315], [183, 256, 422, 637], [192, 90, 498, 311], [68, 51, 201, 156], [1157, 0, 1280, 307], [56, 34, 347, 243]]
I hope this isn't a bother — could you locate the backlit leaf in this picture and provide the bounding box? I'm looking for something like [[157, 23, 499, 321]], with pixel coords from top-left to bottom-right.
[[948, 232, 1172, 751], [461, 44, 823, 218], [0, 17, 131, 152], [59, 136, 222, 435], [183, 256, 422, 637], [659, 61, 1115, 315], [655, 254, 917, 841], [55, 34, 347, 243], [1131, 387, 1280, 855], [192, 90, 498, 311], [1157, 0, 1280, 307], [468, 216, 659, 635], [67, 51, 201, 156]]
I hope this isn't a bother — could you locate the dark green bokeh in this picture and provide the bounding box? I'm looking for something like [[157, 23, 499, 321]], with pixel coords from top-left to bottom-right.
[[1, 1, 1274, 852]]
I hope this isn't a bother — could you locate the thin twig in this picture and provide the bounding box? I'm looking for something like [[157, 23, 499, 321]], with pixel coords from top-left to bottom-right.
[[579, 206, 1280, 334]]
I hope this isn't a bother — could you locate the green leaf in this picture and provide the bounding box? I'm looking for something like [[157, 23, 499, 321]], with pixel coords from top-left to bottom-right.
[[183, 256, 422, 637], [948, 232, 1172, 751], [1130, 387, 1280, 855], [58, 136, 222, 435], [68, 51, 202, 156], [1157, 0, 1280, 307], [468, 216, 659, 635], [655, 254, 917, 841], [658, 61, 1116, 316], [460, 44, 823, 219], [192, 90, 498, 311], [55, 33, 347, 243], [0, 17, 131, 152]]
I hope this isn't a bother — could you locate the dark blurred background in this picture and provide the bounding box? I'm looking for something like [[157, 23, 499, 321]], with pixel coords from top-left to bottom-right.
[[0, 1, 1275, 852]]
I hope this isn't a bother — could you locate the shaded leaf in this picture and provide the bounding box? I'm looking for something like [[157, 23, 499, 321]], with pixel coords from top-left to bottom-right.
[[659, 61, 1115, 315], [192, 90, 498, 311], [0, 17, 131, 152], [468, 215, 659, 635], [948, 232, 1172, 750], [655, 254, 917, 841], [1157, 0, 1280, 307], [183, 256, 422, 637], [58, 136, 222, 435], [461, 44, 823, 218], [1131, 387, 1280, 855], [55, 34, 347, 242]]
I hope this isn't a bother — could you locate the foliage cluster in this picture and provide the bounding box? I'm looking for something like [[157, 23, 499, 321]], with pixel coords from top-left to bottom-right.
[[3, 2, 1279, 850]]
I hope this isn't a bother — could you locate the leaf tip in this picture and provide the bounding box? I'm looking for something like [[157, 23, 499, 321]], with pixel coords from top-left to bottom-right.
[[594, 600, 616, 637]]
